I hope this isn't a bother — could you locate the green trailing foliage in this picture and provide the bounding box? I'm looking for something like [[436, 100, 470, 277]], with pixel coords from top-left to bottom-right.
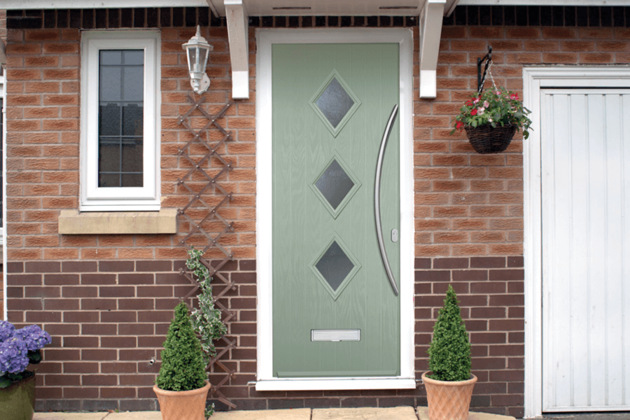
[[428, 285, 472, 382], [156, 302, 207, 391], [186, 248, 227, 361]]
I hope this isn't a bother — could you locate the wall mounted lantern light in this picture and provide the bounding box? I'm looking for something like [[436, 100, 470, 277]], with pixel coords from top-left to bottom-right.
[[183, 25, 212, 94]]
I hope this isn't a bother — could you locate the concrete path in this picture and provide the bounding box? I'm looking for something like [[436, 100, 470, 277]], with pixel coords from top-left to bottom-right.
[[34, 407, 517, 420]]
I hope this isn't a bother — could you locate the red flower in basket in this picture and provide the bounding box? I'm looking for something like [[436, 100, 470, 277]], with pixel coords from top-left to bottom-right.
[[451, 87, 532, 139]]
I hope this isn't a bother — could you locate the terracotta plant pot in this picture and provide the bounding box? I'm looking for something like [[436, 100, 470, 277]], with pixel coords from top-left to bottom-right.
[[422, 372, 477, 420], [153, 380, 211, 420], [0, 374, 36, 420]]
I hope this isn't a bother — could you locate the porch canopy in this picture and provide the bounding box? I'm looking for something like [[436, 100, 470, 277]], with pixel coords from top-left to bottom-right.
[[1, 0, 623, 98]]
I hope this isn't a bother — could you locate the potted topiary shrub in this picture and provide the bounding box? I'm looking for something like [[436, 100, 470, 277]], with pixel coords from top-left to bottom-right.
[[0, 321, 52, 420], [153, 302, 211, 420], [422, 285, 477, 420]]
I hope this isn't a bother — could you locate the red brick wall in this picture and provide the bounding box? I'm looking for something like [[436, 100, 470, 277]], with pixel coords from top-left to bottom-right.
[[4, 6, 630, 417]]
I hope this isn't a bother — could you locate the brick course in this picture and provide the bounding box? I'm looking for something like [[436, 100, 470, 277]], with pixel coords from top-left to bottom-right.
[[3, 5, 630, 417]]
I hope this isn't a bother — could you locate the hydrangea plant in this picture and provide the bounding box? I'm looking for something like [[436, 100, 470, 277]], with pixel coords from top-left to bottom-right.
[[452, 87, 532, 139], [0, 321, 51, 388]]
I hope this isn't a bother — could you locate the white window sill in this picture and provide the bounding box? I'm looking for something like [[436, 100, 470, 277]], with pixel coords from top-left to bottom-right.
[[58, 208, 177, 235], [255, 377, 417, 391]]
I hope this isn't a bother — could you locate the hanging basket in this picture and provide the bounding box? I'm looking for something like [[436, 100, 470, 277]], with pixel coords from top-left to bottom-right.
[[464, 124, 517, 154]]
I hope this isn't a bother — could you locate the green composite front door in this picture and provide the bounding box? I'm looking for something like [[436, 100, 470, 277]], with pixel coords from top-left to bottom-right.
[[272, 43, 400, 377]]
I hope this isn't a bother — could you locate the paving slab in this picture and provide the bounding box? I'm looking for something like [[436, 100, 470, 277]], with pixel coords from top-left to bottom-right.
[[313, 407, 417, 420], [105, 412, 162, 420], [417, 407, 516, 420], [212, 408, 312, 420], [34, 414, 107, 420]]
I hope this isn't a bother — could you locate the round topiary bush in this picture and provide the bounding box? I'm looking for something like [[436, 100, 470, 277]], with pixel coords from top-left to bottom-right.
[[427, 285, 472, 382], [156, 302, 207, 391]]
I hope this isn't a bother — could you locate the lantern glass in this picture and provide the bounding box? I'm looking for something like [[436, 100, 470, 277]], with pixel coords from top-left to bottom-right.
[[182, 25, 212, 94]]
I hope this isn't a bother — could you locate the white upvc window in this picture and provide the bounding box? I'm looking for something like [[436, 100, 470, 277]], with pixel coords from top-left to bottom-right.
[[80, 30, 160, 211]]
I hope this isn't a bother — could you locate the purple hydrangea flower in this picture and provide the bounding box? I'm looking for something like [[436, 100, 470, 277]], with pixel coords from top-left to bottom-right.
[[14, 325, 52, 352], [0, 337, 29, 374], [0, 321, 15, 343]]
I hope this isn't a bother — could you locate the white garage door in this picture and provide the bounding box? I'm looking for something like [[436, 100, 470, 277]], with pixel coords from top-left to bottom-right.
[[541, 89, 630, 412]]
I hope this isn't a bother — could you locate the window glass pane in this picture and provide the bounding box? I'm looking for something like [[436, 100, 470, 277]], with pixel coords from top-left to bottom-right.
[[315, 241, 355, 292], [121, 174, 143, 187], [123, 50, 143, 65], [122, 66, 144, 102], [100, 50, 122, 65], [122, 104, 143, 137], [99, 104, 121, 137], [121, 138, 143, 173], [315, 77, 355, 128], [315, 159, 355, 210], [98, 49, 144, 188], [99, 66, 122, 103], [98, 141, 120, 173]]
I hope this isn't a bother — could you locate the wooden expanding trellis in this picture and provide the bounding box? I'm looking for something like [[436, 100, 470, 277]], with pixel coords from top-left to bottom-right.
[[176, 94, 237, 409]]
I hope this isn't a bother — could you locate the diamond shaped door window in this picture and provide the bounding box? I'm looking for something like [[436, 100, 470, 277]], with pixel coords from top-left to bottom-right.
[[311, 237, 361, 300], [310, 71, 361, 137], [310, 155, 361, 219]]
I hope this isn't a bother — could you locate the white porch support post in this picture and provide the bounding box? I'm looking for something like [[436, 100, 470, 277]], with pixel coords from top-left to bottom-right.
[[418, 0, 446, 98], [223, 0, 250, 99]]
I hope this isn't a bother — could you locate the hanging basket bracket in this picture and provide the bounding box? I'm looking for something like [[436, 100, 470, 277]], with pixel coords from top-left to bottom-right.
[[476, 45, 493, 95]]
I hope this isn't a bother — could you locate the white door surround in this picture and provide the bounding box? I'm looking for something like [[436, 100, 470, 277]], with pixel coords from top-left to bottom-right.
[[523, 66, 630, 418], [255, 28, 415, 391]]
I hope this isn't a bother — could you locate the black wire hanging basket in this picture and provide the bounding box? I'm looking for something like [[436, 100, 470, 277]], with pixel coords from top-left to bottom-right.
[[461, 46, 520, 154], [464, 124, 516, 154]]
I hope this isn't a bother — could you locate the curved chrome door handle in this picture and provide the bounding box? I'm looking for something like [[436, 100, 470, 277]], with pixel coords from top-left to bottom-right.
[[374, 104, 399, 296]]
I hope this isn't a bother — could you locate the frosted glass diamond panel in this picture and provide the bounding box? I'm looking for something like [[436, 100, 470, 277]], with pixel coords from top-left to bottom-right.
[[315, 241, 355, 292], [315, 78, 355, 128], [315, 159, 355, 210]]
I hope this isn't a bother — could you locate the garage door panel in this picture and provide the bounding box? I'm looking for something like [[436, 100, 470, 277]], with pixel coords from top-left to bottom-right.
[[542, 90, 630, 412]]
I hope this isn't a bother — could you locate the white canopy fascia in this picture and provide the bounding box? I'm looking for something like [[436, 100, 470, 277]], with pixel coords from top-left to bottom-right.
[[6, 0, 617, 99], [2, 1, 622, 11]]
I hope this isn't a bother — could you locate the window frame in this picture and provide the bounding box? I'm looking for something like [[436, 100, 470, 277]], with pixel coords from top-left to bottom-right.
[[80, 30, 161, 211]]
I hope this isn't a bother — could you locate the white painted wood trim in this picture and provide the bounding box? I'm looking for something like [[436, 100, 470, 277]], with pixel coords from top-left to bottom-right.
[[256, 377, 417, 391], [80, 30, 161, 211], [523, 65, 630, 419], [225, 0, 249, 99], [419, 0, 446, 98], [256, 28, 415, 391], [461, 0, 629, 5], [1, 73, 6, 321], [7, 0, 623, 12]]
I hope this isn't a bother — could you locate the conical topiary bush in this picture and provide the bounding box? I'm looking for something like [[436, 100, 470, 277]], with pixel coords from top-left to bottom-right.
[[156, 302, 207, 391], [422, 285, 477, 420], [154, 302, 210, 420], [428, 284, 471, 381]]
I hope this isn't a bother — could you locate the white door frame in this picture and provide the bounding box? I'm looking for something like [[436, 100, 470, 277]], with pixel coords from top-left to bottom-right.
[[523, 65, 630, 419], [255, 28, 415, 391]]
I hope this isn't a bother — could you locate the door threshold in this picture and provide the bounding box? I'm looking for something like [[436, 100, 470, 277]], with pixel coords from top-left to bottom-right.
[[255, 377, 417, 391]]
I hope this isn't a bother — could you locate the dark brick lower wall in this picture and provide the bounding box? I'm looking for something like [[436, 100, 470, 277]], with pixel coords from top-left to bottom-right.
[[9, 256, 523, 417]]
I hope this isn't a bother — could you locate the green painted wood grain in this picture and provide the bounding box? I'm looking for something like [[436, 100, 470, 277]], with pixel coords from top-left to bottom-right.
[[272, 43, 400, 377]]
